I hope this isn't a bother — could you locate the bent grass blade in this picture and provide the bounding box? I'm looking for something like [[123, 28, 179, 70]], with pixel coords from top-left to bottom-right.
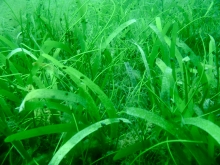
[[184, 117, 220, 145], [7, 48, 38, 61], [24, 100, 73, 115], [19, 89, 86, 112], [133, 42, 151, 78], [101, 19, 136, 50], [4, 124, 77, 142], [42, 53, 118, 137], [125, 107, 176, 134], [125, 107, 211, 164], [48, 118, 131, 165], [133, 42, 156, 106]]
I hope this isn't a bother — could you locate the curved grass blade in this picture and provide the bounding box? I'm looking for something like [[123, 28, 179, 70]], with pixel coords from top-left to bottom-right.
[[7, 48, 38, 60], [4, 124, 76, 142], [101, 19, 136, 50], [125, 107, 176, 134], [204, 1, 214, 17], [184, 117, 220, 144], [19, 89, 86, 112], [156, 57, 182, 113], [24, 100, 72, 115], [125, 107, 211, 164], [133, 42, 151, 78], [133, 42, 156, 106], [42, 53, 118, 137], [48, 118, 131, 165]]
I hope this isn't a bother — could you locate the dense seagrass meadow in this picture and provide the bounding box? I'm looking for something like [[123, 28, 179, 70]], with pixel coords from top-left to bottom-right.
[[0, 0, 220, 164]]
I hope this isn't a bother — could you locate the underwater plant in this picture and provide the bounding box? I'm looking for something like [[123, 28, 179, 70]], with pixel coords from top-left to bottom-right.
[[0, 0, 220, 164]]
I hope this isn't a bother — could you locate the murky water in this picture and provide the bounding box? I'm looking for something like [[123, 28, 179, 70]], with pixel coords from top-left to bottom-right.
[[0, 0, 79, 36]]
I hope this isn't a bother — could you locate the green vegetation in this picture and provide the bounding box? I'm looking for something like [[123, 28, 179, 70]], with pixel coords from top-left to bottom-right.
[[0, 0, 220, 164]]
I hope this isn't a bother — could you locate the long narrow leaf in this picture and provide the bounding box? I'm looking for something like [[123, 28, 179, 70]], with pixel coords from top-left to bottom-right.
[[184, 117, 220, 144], [42, 53, 118, 137], [149, 24, 170, 66], [19, 89, 86, 112], [125, 107, 176, 134], [101, 19, 136, 50], [0, 35, 17, 49], [133, 42, 151, 78], [48, 118, 131, 165], [4, 124, 77, 142], [7, 48, 38, 60], [125, 107, 211, 164]]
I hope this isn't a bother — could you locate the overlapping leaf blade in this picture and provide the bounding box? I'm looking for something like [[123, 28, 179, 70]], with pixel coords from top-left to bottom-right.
[[49, 118, 131, 165]]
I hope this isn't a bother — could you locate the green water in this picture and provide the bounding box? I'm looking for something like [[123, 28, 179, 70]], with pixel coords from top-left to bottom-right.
[[0, 0, 77, 37]]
